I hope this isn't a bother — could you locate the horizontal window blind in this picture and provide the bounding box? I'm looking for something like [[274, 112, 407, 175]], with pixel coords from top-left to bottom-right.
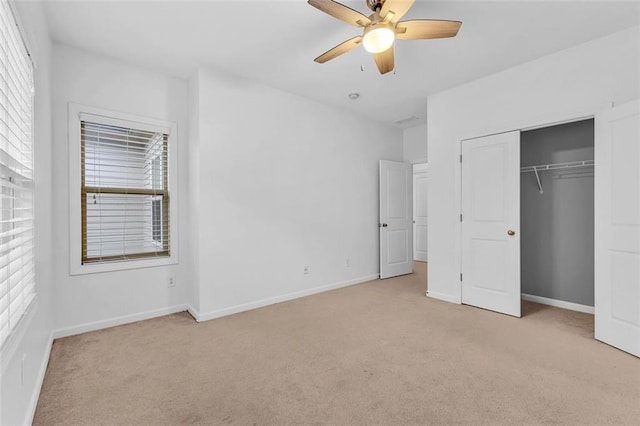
[[81, 120, 170, 264], [0, 0, 35, 348]]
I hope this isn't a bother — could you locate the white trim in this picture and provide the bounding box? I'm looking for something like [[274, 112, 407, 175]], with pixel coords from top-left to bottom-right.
[[71, 257, 179, 276], [521, 293, 594, 315], [185, 304, 201, 322], [72, 104, 176, 132], [25, 332, 53, 426], [410, 157, 428, 165], [457, 107, 599, 144], [520, 114, 594, 132], [51, 273, 380, 337], [193, 274, 379, 323], [427, 290, 461, 304], [52, 304, 188, 339], [0, 298, 39, 373], [68, 103, 179, 275], [78, 111, 171, 135], [413, 162, 428, 173]]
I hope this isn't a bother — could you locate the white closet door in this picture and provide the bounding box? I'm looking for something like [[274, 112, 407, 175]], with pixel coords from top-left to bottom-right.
[[595, 100, 640, 357], [461, 131, 521, 317]]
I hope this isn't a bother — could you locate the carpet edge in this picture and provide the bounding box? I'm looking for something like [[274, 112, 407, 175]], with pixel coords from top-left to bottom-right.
[[52, 304, 189, 339], [194, 274, 380, 323]]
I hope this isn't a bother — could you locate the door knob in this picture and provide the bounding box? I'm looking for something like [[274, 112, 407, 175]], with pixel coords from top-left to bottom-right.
[[507, 230, 515, 236], [380, 223, 388, 228]]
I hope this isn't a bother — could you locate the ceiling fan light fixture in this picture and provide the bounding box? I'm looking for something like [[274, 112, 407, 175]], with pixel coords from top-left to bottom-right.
[[362, 25, 395, 53]]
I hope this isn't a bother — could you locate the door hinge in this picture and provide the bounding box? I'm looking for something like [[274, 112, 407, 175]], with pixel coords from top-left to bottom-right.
[[459, 154, 462, 163], [460, 214, 463, 222], [460, 273, 463, 282]]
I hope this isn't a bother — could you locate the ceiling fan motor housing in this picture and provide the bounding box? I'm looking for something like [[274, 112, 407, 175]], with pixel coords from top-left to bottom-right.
[[366, 0, 385, 12]]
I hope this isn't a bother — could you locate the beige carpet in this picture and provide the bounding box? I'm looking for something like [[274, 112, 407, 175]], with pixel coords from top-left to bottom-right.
[[35, 262, 640, 425]]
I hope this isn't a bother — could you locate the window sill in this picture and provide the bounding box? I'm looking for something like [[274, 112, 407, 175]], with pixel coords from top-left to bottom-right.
[[70, 255, 178, 276]]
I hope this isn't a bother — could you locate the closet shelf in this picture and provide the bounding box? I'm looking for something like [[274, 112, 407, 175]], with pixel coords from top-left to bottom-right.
[[520, 160, 594, 173], [521, 160, 594, 194]]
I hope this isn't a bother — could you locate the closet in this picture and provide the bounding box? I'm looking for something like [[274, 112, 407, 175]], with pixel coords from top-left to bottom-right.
[[460, 100, 639, 357], [460, 119, 595, 317], [519, 119, 595, 313]]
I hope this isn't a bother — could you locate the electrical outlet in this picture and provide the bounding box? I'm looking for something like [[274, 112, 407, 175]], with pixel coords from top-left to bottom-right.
[[345, 258, 351, 268], [167, 276, 176, 288], [303, 265, 309, 275]]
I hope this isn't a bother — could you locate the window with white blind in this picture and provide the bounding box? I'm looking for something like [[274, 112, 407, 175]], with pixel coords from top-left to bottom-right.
[[0, 0, 36, 348], [82, 121, 169, 263], [69, 106, 177, 274]]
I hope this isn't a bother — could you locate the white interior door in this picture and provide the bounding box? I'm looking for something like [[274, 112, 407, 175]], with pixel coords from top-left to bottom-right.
[[595, 100, 640, 357], [413, 164, 428, 262], [380, 160, 413, 279], [461, 131, 521, 317]]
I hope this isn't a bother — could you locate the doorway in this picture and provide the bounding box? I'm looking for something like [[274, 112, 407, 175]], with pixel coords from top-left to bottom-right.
[[413, 163, 428, 262], [379, 160, 413, 279], [520, 119, 595, 314]]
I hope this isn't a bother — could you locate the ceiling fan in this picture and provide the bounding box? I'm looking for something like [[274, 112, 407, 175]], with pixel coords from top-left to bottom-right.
[[309, 0, 462, 74]]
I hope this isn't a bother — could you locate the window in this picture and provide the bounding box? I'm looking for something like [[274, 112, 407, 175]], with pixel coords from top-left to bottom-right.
[[69, 105, 177, 274], [81, 120, 169, 263], [0, 0, 35, 348]]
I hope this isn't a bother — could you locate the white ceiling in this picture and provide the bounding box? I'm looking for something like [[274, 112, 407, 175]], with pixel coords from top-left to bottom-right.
[[43, 0, 640, 127]]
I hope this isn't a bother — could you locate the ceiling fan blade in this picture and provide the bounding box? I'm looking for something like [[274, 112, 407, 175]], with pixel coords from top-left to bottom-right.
[[379, 0, 415, 23], [308, 0, 371, 27], [395, 19, 462, 40], [373, 45, 394, 74], [314, 36, 363, 63]]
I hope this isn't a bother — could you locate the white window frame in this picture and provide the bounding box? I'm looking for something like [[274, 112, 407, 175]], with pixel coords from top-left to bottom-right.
[[68, 103, 178, 275]]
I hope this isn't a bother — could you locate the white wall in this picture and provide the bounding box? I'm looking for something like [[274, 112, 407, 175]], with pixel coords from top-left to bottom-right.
[[186, 69, 200, 311], [51, 45, 190, 333], [403, 123, 428, 164], [0, 2, 54, 425], [427, 26, 640, 303], [191, 67, 403, 318]]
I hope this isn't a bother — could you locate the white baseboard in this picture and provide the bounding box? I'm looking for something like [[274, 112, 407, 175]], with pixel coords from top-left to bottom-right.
[[194, 274, 379, 323], [521, 293, 594, 314], [185, 304, 200, 322], [52, 275, 380, 332], [427, 290, 461, 304], [52, 304, 189, 339], [25, 332, 53, 426]]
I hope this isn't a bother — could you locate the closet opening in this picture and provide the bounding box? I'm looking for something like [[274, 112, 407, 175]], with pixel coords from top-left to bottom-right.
[[520, 119, 595, 316]]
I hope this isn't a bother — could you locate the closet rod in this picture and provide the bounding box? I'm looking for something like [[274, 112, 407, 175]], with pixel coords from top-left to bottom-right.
[[553, 172, 594, 180], [520, 159, 594, 173]]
